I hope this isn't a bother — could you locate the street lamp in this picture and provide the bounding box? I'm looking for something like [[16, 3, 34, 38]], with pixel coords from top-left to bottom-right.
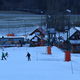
[[66, 9, 71, 51], [47, 15, 51, 55], [65, 29, 69, 51], [64, 9, 71, 62], [41, 11, 43, 39], [66, 9, 71, 13], [47, 15, 51, 46]]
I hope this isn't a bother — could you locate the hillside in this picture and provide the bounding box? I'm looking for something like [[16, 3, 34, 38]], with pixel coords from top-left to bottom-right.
[[0, 11, 80, 36], [0, 0, 80, 14], [0, 11, 46, 36]]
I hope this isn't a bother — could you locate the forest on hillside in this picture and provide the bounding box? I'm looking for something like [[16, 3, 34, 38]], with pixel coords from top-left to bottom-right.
[[0, 0, 80, 14], [0, 0, 80, 32]]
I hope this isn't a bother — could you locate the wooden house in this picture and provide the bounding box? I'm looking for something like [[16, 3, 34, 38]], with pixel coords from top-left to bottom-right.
[[26, 34, 42, 46], [59, 27, 80, 53], [69, 27, 80, 53], [29, 27, 46, 38]]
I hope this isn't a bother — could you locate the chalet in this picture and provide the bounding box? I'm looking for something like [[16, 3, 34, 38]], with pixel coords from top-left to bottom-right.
[[57, 27, 80, 52], [26, 34, 42, 46], [69, 27, 80, 53], [29, 27, 46, 38], [60, 27, 80, 53]]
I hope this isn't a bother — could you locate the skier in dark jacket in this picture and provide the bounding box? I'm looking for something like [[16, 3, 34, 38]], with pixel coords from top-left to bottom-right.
[[2, 52, 6, 60], [5, 52, 8, 57], [26, 52, 31, 61]]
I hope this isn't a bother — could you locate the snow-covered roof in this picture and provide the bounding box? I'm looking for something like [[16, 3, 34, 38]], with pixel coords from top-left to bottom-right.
[[0, 36, 26, 38], [28, 27, 39, 35], [32, 38, 37, 41], [56, 32, 67, 41], [29, 27, 46, 35], [26, 34, 35, 40], [70, 40, 80, 44], [68, 27, 80, 38], [69, 27, 77, 37], [26, 34, 41, 40], [38, 27, 46, 34], [57, 27, 80, 41], [75, 27, 80, 31]]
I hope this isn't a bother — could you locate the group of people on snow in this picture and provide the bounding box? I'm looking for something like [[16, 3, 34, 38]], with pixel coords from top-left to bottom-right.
[[1, 52, 8, 60], [1, 47, 31, 61], [1, 51, 31, 61]]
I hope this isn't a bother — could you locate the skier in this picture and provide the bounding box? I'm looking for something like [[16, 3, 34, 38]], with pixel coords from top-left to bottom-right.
[[26, 52, 31, 61], [19, 40, 22, 47], [5, 52, 8, 57], [21, 42, 22, 47], [2, 46, 4, 51], [1, 52, 6, 60]]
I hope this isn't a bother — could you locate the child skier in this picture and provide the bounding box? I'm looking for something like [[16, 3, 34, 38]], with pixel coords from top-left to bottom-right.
[[5, 52, 8, 57], [2, 52, 6, 60], [26, 52, 31, 61]]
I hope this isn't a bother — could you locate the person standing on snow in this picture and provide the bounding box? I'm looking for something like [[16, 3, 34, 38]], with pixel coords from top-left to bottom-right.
[[5, 52, 9, 57], [26, 52, 31, 61], [1, 52, 6, 60]]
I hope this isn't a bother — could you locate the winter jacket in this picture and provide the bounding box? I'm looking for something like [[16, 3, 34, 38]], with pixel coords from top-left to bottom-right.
[[2, 53, 4, 57], [27, 53, 30, 57]]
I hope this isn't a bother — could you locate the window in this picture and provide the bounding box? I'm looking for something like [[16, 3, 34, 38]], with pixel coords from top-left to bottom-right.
[[0, 39, 9, 41], [77, 46, 80, 50], [72, 36, 75, 39], [32, 37, 37, 41]]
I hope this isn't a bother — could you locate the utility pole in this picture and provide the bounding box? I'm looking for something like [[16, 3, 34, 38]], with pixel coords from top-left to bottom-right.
[[48, 15, 51, 46], [41, 11, 43, 39], [66, 9, 71, 51]]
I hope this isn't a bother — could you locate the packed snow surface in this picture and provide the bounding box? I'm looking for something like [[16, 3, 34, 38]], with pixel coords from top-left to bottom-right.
[[0, 46, 80, 80]]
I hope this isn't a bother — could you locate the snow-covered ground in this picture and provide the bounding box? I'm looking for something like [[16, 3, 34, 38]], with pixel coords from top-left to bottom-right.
[[0, 46, 80, 80]]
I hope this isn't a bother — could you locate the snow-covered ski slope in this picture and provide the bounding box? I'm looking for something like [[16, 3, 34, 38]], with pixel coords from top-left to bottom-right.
[[0, 46, 80, 80]]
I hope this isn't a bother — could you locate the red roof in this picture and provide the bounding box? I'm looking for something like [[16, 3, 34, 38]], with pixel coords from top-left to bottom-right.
[[37, 27, 46, 34]]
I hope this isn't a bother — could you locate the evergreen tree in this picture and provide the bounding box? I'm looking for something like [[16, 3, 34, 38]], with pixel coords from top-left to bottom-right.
[[0, 0, 3, 5]]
